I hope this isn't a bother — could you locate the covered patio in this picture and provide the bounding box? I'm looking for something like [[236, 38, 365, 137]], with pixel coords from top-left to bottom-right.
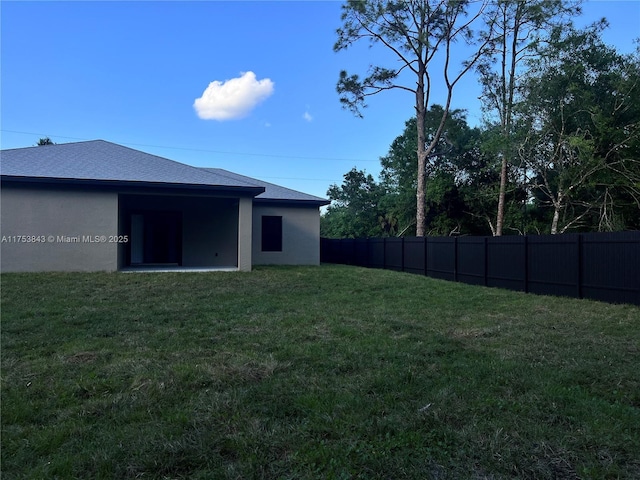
[[118, 193, 253, 271]]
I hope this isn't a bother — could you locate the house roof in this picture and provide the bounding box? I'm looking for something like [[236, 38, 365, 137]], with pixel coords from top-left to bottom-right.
[[202, 168, 330, 206], [0, 140, 264, 195], [1, 140, 329, 205]]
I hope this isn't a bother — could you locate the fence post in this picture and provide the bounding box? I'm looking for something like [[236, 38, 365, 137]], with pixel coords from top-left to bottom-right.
[[401, 237, 405, 272], [352, 238, 357, 266], [484, 236, 488, 286], [524, 235, 529, 293], [383, 237, 387, 271], [424, 236, 429, 277], [454, 237, 458, 283], [365, 238, 370, 268], [577, 234, 583, 299]]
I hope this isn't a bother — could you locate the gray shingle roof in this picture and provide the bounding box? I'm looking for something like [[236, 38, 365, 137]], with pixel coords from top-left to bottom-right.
[[202, 168, 329, 205], [0, 140, 263, 193], [1, 140, 329, 204]]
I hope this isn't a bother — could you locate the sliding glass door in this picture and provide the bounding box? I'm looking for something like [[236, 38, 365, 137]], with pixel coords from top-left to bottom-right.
[[129, 211, 182, 266]]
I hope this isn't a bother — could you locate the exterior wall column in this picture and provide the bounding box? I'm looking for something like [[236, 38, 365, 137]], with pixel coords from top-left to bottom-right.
[[237, 197, 253, 271]]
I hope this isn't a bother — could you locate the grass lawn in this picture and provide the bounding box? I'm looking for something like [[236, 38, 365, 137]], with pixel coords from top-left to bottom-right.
[[1, 265, 639, 479]]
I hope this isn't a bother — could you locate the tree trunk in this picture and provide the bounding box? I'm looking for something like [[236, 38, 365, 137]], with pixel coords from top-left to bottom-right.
[[416, 148, 427, 237], [551, 206, 560, 235], [494, 4, 522, 237], [415, 70, 427, 237], [495, 155, 508, 236], [550, 191, 564, 235]]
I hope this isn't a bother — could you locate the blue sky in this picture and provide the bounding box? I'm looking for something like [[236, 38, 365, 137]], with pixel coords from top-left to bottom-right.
[[2, 1, 639, 200]]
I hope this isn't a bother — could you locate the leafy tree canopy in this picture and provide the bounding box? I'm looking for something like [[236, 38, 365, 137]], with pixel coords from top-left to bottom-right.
[[36, 137, 55, 146]]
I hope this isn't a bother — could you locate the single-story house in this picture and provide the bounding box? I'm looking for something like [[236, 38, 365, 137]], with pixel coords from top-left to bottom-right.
[[0, 140, 329, 272]]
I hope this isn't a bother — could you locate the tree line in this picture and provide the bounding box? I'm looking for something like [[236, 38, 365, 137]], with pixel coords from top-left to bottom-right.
[[322, 0, 639, 238]]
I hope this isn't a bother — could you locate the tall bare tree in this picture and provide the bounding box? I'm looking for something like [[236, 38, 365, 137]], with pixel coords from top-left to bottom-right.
[[335, 0, 496, 236]]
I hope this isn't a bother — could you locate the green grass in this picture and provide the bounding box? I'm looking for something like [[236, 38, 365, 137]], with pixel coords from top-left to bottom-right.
[[2, 265, 639, 479]]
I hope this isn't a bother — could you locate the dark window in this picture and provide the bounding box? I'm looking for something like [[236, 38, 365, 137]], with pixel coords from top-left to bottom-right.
[[262, 216, 282, 252]]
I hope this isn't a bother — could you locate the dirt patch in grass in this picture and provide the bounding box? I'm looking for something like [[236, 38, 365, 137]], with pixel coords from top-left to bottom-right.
[[65, 351, 100, 364]]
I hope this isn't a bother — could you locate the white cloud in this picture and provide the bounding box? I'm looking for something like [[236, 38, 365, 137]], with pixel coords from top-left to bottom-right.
[[193, 71, 274, 120], [303, 111, 313, 122]]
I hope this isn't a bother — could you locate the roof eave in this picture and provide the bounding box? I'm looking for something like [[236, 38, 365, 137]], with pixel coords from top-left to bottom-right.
[[0, 175, 266, 196], [254, 197, 330, 207]]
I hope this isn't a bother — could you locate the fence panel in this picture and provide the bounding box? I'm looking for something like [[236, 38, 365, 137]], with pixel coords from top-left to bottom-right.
[[321, 238, 339, 264], [340, 239, 355, 265], [426, 237, 456, 281], [581, 231, 640, 304], [404, 237, 426, 275], [457, 237, 486, 286], [368, 238, 385, 269], [487, 236, 526, 291], [528, 234, 579, 298], [354, 238, 369, 267], [385, 238, 404, 271]]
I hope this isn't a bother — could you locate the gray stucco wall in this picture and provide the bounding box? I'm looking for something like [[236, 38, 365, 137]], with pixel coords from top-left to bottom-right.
[[1, 185, 319, 272], [238, 197, 253, 272], [252, 204, 321, 265], [1, 185, 119, 272], [183, 199, 238, 268]]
